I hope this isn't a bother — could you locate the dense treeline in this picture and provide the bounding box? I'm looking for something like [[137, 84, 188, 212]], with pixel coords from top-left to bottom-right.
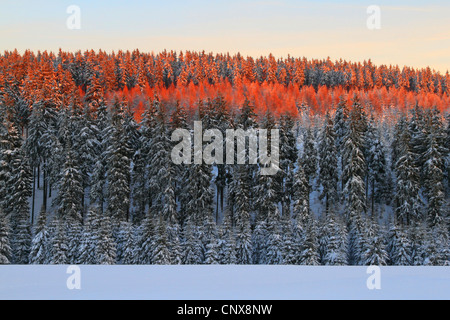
[[1, 49, 450, 124], [2, 49, 449, 94], [0, 87, 448, 265]]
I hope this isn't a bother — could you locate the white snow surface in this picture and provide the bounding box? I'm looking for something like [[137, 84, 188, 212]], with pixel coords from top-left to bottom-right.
[[0, 265, 448, 300]]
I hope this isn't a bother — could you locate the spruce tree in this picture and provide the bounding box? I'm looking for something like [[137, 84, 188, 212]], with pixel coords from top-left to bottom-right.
[[12, 217, 31, 264], [393, 116, 422, 225], [76, 105, 100, 212], [251, 219, 268, 264], [222, 231, 237, 264], [235, 219, 252, 265], [280, 216, 297, 264], [77, 207, 100, 264], [185, 162, 214, 224], [292, 157, 310, 226], [0, 121, 21, 213], [152, 217, 171, 265], [333, 98, 349, 194], [204, 238, 220, 264], [50, 219, 69, 265], [218, 212, 236, 264], [53, 139, 83, 222], [106, 98, 131, 222], [361, 220, 388, 265], [266, 209, 283, 264], [148, 104, 174, 216], [9, 147, 32, 264], [135, 216, 155, 264], [132, 99, 157, 221], [319, 112, 338, 214], [29, 208, 50, 264], [299, 217, 320, 265], [96, 215, 117, 265], [303, 127, 318, 198], [66, 219, 82, 264], [254, 164, 278, 222], [167, 222, 183, 265], [8, 147, 32, 220], [387, 224, 411, 266], [183, 218, 204, 264], [342, 99, 367, 225], [422, 108, 447, 226], [121, 222, 137, 265], [366, 122, 388, 215], [409, 222, 427, 266], [278, 112, 297, 217], [323, 214, 348, 266], [0, 210, 11, 264], [89, 103, 109, 213]]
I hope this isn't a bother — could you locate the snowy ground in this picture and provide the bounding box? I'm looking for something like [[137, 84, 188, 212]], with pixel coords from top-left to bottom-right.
[[0, 266, 448, 300]]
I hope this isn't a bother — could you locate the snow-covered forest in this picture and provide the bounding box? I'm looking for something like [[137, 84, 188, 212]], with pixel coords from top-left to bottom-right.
[[0, 50, 448, 266]]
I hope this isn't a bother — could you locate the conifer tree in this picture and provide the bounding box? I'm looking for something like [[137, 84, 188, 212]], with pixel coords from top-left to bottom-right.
[[89, 103, 109, 213], [235, 219, 252, 265], [7, 148, 32, 220], [409, 222, 427, 266], [299, 217, 320, 265], [422, 108, 447, 226], [0, 120, 21, 213], [303, 127, 318, 197], [218, 212, 236, 264], [29, 208, 50, 264], [66, 219, 82, 264], [292, 157, 310, 226], [323, 214, 348, 266], [185, 162, 214, 224], [342, 99, 367, 224], [278, 112, 297, 217], [0, 210, 11, 264], [393, 116, 422, 225], [50, 219, 69, 264], [361, 220, 388, 265], [183, 218, 204, 264], [254, 164, 278, 222], [387, 224, 411, 266], [77, 207, 100, 264], [280, 216, 297, 264], [136, 216, 155, 265], [167, 222, 183, 265], [152, 217, 171, 265], [121, 222, 137, 265], [132, 99, 157, 220], [76, 105, 100, 212], [106, 98, 131, 222], [319, 112, 338, 213], [366, 121, 388, 215], [333, 98, 349, 194], [266, 209, 284, 264], [204, 238, 220, 264], [54, 139, 83, 222], [251, 219, 268, 264], [96, 215, 117, 265]]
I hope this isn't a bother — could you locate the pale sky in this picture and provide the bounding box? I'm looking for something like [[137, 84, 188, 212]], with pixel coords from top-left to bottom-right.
[[1, 0, 449, 73]]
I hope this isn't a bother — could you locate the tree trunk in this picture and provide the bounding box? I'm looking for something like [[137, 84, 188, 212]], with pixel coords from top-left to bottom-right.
[[31, 167, 36, 225], [215, 188, 219, 223], [42, 170, 47, 211], [371, 179, 375, 218], [365, 175, 369, 214], [37, 165, 40, 189]]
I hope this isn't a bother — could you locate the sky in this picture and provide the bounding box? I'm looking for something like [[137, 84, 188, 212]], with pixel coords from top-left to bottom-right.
[[0, 0, 449, 73]]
